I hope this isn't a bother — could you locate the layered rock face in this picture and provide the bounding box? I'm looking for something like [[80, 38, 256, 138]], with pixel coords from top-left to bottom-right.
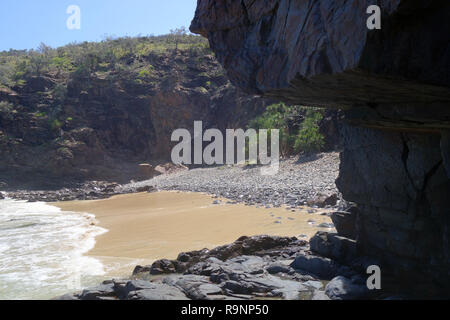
[[191, 0, 450, 296]]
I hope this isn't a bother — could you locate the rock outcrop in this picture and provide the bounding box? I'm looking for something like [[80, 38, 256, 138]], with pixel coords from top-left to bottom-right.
[[191, 0, 450, 297], [60, 236, 377, 301]]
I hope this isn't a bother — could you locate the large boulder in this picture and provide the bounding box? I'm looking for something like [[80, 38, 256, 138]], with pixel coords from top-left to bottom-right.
[[310, 232, 358, 265], [290, 255, 341, 280], [330, 210, 357, 240], [325, 276, 370, 300], [79, 283, 116, 301]]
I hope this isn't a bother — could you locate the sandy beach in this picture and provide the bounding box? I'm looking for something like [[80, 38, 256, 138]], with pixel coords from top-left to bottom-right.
[[53, 191, 333, 277]]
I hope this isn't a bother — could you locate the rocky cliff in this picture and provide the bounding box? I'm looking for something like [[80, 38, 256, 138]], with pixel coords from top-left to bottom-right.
[[0, 37, 270, 189], [191, 0, 450, 297]]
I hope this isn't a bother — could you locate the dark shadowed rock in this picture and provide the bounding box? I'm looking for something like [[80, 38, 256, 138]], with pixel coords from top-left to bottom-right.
[[123, 280, 155, 292], [331, 211, 357, 239], [187, 256, 267, 280], [149, 235, 305, 277], [207, 235, 301, 261], [164, 275, 223, 300], [126, 285, 188, 300], [132, 265, 152, 275], [290, 255, 341, 280], [53, 293, 80, 300], [325, 276, 370, 300], [150, 259, 179, 275], [138, 164, 155, 180], [79, 283, 116, 300], [266, 263, 293, 275], [136, 185, 156, 193], [308, 193, 338, 208], [310, 232, 358, 265], [442, 131, 450, 178], [221, 275, 307, 300], [110, 279, 189, 300]]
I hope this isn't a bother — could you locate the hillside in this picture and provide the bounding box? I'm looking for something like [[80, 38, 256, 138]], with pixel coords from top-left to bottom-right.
[[0, 35, 270, 189]]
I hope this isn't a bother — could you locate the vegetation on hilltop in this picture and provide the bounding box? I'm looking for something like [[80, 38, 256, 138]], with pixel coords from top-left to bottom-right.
[[0, 30, 210, 89], [0, 30, 219, 151]]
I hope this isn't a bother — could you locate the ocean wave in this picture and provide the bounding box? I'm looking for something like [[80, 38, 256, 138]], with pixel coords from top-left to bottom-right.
[[0, 199, 108, 300]]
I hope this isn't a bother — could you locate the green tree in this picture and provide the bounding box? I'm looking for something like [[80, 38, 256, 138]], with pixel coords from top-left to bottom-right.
[[249, 102, 299, 157], [29, 54, 48, 76], [28, 43, 53, 76], [0, 64, 14, 87], [52, 84, 67, 106], [51, 55, 73, 76], [169, 26, 187, 51], [249, 103, 325, 157]]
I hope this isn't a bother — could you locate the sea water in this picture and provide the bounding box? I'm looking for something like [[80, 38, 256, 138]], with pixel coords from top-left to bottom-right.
[[0, 198, 107, 300]]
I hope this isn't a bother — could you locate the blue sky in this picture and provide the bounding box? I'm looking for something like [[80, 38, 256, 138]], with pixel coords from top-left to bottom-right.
[[0, 0, 198, 51]]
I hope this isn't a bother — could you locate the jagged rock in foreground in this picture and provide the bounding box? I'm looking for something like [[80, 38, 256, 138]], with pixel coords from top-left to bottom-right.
[[59, 236, 387, 301], [190, 0, 450, 297]]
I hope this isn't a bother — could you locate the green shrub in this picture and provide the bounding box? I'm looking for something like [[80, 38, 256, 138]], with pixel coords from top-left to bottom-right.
[[50, 119, 63, 130], [0, 65, 14, 87], [197, 87, 208, 94], [51, 55, 73, 73], [294, 109, 325, 154], [249, 102, 298, 156], [0, 101, 15, 121], [249, 103, 325, 157], [53, 84, 67, 104], [15, 79, 26, 86], [0, 101, 13, 113], [137, 69, 151, 79]]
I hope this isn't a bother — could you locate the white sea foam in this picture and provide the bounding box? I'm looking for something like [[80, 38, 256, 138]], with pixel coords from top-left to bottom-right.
[[0, 198, 108, 300]]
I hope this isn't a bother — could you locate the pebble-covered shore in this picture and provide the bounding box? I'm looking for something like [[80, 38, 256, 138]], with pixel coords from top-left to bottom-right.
[[125, 152, 341, 209], [3, 152, 341, 209]]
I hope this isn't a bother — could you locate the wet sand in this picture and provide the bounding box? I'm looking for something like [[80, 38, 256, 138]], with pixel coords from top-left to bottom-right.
[[53, 191, 333, 276]]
